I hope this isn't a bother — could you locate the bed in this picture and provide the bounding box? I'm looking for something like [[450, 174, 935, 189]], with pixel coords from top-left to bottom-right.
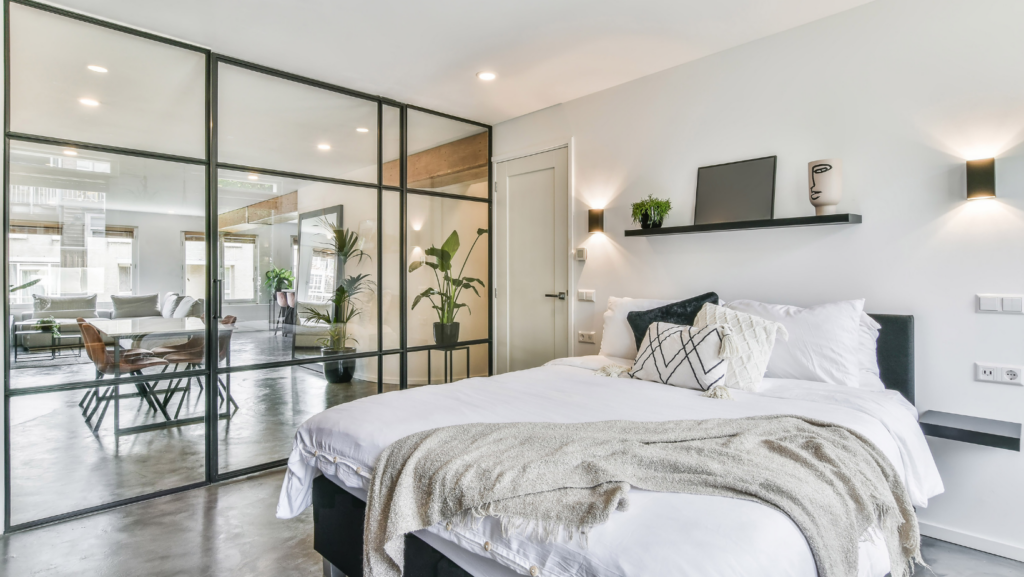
[[277, 314, 942, 577]]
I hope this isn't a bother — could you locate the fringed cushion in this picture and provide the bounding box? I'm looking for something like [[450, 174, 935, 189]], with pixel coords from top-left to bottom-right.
[[628, 322, 733, 391], [694, 303, 788, 392]]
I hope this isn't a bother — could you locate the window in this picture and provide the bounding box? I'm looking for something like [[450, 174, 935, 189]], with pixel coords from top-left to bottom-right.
[[8, 220, 136, 304], [183, 232, 258, 303]]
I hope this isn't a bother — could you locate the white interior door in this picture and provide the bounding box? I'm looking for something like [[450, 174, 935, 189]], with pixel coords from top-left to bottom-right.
[[495, 147, 569, 373]]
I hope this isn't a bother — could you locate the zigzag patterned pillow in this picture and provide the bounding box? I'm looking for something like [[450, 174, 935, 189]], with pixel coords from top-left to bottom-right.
[[628, 322, 732, 391]]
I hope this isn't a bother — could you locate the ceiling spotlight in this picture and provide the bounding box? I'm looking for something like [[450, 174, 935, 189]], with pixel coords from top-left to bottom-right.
[[63, 150, 78, 156], [355, 127, 369, 133], [248, 174, 259, 181], [87, 65, 108, 73], [476, 72, 497, 81], [318, 143, 331, 150], [79, 98, 100, 106]]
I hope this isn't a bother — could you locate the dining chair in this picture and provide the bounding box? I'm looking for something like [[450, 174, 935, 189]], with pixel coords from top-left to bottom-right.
[[78, 321, 170, 432], [76, 318, 162, 418], [161, 316, 239, 419]]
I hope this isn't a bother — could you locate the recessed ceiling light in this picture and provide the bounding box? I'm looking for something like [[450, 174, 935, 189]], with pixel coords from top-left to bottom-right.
[[355, 128, 369, 133], [318, 143, 331, 150], [476, 72, 497, 81], [87, 65, 108, 73], [63, 150, 78, 156], [79, 98, 99, 106], [248, 174, 259, 180]]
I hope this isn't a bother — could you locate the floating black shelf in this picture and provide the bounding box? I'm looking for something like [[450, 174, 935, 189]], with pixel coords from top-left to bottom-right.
[[919, 410, 1021, 451], [624, 213, 862, 237]]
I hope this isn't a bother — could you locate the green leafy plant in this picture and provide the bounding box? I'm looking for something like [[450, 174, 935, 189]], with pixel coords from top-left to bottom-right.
[[263, 267, 295, 292], [32, 315, 61, 338], [409, 228, 488, 324], [630, 194, 673, 225], [301, 220, 373, 351], [10, 278, 41, 293]]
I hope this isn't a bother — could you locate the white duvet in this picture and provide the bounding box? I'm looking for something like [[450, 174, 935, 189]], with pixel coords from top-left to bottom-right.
[[278, 356, 943, 577]]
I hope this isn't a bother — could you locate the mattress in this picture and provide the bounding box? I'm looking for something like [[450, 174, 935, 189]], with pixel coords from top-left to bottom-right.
[[279, 356, 943, 577]]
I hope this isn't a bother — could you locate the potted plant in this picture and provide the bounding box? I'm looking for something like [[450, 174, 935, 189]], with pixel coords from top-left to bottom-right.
[[32, 315, 61, 340], [301, 221, 372, 384], [264, 267, 294, 304], [631, 194, 672, 229], [409, 228, 487, 346]]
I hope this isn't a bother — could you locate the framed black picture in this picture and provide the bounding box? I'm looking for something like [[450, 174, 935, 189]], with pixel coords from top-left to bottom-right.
[[693, 156, 777, 225]]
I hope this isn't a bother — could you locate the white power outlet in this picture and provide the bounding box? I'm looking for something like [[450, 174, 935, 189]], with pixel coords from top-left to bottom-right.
[[578, 331, 596, 344], [975, 363, 1024, 385]]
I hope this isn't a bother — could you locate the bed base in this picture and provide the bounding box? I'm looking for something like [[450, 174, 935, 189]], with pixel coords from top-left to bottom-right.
[[313, 475, 472, 577]]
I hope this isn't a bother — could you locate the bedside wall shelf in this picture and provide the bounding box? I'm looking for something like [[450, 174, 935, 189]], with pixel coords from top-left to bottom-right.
[[919, 410, 1021, 451], [624, 213, 862, 237]]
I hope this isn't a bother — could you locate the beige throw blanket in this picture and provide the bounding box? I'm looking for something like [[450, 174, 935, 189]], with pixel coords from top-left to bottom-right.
[[364, 415, 921, 577]]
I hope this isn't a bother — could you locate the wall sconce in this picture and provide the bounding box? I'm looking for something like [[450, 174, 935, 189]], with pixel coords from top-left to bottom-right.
[[588, 209, 604, 233], [967, 158, 996, 200], [410, 246, 426, 266]]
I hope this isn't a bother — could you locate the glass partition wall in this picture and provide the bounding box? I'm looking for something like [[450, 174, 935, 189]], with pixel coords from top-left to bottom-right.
[[3, 0, 492, 531]]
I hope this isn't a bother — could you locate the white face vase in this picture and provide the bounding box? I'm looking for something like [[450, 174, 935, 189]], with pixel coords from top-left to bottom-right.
[[808, 158, 843, 215]]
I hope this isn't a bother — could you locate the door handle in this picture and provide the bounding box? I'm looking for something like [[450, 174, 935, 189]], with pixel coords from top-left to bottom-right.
[[544, 292, 566, 300]]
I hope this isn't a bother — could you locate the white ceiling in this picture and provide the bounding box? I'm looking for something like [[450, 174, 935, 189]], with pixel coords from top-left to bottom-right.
[[44, 0, 875, 126]]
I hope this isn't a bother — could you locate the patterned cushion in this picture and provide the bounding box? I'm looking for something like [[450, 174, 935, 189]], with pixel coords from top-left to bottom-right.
[[629, 322, 731, 391], [693, 303, 788, 392], [33, 293, 97, 312]]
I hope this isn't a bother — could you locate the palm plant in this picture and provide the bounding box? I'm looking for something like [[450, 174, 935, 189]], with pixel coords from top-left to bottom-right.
[[409, 228, 487, 324], [301, 219, 373, 352]]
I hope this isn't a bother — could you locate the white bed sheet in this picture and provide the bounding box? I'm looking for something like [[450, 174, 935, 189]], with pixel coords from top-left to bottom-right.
[[278, 356, 943, 577]]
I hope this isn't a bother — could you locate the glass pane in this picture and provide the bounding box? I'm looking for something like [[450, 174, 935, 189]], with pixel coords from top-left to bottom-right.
[[8, 141, 207, 390], [407, 343, 487, 386], [9, 3, 206, 158], [217, 170, 380, 368], [218, 64, 378, 182], [407, 109, 488, 198], [9, 381, 207, 524], [382, 105, 401, 187], [382, 190, 401, 351], [407, 195, 489, 347], [217, 359, 382, 473]]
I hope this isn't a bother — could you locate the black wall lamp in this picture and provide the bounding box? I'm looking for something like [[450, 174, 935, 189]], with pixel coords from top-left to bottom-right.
[[967, 158, 996, 200], [588, 209, 604, 233]]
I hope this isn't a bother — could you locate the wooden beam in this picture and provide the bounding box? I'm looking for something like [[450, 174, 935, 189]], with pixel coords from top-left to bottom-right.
[[218, 191, 298, 232], [383, 130, 488, 189]]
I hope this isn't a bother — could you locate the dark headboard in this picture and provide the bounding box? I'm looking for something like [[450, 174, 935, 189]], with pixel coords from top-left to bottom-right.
[[867, 314, 915, 405]]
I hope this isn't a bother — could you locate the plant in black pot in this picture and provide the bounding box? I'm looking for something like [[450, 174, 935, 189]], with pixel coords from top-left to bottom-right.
[[301, 222, 372, 384], [409, 228, 487, 346], [631, 195, 672, 229]]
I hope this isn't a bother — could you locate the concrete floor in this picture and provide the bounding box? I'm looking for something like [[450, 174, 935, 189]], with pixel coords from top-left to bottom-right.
[[8, 327, 403, 526], [1, 468, 1022, 577]]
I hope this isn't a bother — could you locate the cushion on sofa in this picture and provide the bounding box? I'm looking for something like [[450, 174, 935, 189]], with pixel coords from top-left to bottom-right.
[[111, 294, 161, 319], [161, 293, 185, 318], [33, 294, 97, 312], [32, 308, 97, 320]]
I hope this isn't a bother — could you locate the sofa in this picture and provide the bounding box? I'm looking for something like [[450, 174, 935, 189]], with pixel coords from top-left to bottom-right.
[[17, 292, 204, 350]]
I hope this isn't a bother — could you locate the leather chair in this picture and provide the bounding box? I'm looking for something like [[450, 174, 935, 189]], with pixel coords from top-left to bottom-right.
[[161, 316, 239, 419]]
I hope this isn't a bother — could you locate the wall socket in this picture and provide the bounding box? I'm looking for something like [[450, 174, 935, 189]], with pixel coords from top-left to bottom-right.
[[578, 331, 596, 344], [975, 362, 1023, 385]]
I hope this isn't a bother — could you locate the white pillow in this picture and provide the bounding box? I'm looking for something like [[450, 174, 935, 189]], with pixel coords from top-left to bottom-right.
[[598, 297, 673, 359], [859, 372, 886, 392], [693, 303, 787, 392], [726, 299, 864, 388], [172, 296, 196, 318], [629, 322, 731, 391], [857, 312, 881, 376]]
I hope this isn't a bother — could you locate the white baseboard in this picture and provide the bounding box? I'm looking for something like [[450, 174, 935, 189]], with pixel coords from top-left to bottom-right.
[[920, 521, 1024, 562]]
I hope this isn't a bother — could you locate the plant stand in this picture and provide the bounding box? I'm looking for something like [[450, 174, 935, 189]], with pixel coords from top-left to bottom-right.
[[427, 346, 470, 384]]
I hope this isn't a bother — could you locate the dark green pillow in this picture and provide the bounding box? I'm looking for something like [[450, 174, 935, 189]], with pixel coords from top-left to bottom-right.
[[626, 292, 720, 350]]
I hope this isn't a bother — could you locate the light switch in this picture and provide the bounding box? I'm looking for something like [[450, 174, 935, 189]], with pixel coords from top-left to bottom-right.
[[1003, 297, 1023, 313], [578, 290, 595, 302], [979, 295, 1001, 312]]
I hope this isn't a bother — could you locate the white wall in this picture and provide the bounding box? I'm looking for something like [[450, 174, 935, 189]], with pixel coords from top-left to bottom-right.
[[494, 0, 1024, 559]]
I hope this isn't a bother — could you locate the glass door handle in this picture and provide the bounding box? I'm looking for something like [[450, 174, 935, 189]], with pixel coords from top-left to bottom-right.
[[544, 292, 566, 300]]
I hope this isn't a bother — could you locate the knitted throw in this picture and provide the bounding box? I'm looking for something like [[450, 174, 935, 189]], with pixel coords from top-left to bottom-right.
[[364, 415, 921, 577]]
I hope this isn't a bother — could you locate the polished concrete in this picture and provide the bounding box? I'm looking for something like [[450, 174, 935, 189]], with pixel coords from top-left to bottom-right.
[[1, 468, 1022, 577]]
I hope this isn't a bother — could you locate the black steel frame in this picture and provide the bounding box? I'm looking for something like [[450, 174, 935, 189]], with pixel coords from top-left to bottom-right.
[[2, 0, 493, 533]]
